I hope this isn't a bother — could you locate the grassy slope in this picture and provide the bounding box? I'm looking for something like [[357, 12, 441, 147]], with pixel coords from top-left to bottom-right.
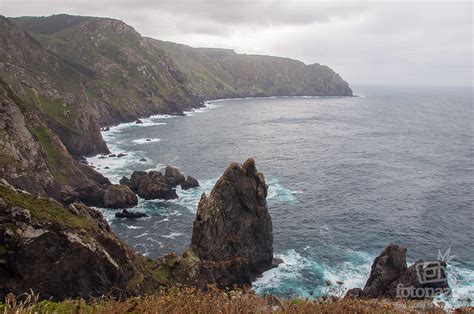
[[151, 40, 353, 99]]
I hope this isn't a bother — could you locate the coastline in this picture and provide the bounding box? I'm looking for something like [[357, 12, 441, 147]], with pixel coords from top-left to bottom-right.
[[85, 95, 473, 310]]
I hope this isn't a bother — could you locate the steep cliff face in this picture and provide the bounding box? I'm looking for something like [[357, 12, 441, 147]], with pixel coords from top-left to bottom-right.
[[12, 15, 352, 116], [149, 41, 353, 99], [11, 14, 200, 127], [0, 77, 110, 202], [0, 181, 168, 301], [1, 13, 353, 205], [0, 16, 108, 157]]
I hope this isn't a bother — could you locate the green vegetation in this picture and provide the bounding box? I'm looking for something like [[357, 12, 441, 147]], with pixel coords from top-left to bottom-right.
[[0, 185, 92, 230], [36, 95, 72, 128], [32, 125, 71, 184]]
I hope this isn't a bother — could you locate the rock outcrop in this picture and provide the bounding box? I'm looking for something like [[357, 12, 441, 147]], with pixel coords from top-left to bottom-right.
[[120, 171, 178, 200], [115, 209, 148, 219], [103, 184, 138, 208], [346, 244, 451, 300], [165, 166, 186, 187], [183, 158, 274, 288], [181, 176, 200, 190], [0, 182, 164, 301], [362, 244, 408, 298]]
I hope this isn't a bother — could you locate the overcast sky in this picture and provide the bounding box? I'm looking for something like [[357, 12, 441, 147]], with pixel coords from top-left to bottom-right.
[[2, 0, 472, 86]]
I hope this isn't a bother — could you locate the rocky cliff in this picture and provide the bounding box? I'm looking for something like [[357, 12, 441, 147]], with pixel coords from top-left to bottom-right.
[[346, 244, 451, 300], [181, 158, 275, 288], [0, 180, 170, 301], [152, 42, 353, 99], [0, 14, 352, 205]]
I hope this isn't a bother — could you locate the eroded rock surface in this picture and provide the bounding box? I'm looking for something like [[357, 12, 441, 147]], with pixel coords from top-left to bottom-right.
[[346, 244, 451, 300], [0, 182, 162, 301], [183, 158, 274, 288], [181, 176, 199, 190], [120, 171, 178, 200], [103, 184, 138, 208]]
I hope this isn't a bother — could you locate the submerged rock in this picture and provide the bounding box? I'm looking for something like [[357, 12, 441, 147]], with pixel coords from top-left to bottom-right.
[[115, 209, 148, 219], [103, 184, 138, 209], [180, 176, 199, 190], [184, 158, 274, 288]]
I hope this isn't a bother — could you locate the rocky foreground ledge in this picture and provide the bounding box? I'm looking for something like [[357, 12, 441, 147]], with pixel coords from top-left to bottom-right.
[[0, 159, 274, 300], [0, 159, 461, 308]]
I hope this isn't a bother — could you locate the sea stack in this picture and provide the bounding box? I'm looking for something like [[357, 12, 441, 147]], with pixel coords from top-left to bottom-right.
[[182, 158, 274, 288], [345, 243, 451, 300]]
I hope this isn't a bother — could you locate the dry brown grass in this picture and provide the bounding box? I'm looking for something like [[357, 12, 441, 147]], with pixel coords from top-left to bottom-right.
[[1, 286, 472, 314]]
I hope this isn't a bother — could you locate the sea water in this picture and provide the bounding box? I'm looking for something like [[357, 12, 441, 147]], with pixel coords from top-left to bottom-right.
[[87, 85, 473, 307]]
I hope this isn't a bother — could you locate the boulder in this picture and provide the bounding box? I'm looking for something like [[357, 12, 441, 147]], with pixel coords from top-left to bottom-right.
[[121, 171, 178, 200], [135, 119, 143, 124], [185, 158, 274, 288], [181, 176, 199, 190], [362, 244, 407, 298], [115, 209, 148, 219], [346, 244, 451, 300], [117, 153, 127, 158], [165, 166, 185, 187], [140, 158, 147, 162], [103, 184, 138, 208], [386, 260, 450, 299]]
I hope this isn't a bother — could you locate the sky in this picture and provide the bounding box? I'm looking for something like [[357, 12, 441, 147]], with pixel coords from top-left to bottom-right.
[[1, 0, 472, 86]]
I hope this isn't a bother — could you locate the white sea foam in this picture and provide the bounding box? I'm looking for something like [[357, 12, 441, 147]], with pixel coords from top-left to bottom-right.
[[183, 102, 222, 116], [126, 225, 143, 230], [438, 264, 474, 309], [266, 178, 303, 204], [132, 138, 161, 144], [253, 250, 310, 293], [172, 178, 218, 211], [161, 232, 184, 239], [254, 249, 374, 298]]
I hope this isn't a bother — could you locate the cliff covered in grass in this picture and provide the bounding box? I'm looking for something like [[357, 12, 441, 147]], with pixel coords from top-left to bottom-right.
[[0, 14, 352, 204]]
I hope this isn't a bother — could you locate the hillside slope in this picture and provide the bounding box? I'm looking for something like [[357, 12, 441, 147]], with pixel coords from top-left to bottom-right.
[[152, 41, 353, 99], [1, 14, 352, 203], [12, 14, 352, 103]]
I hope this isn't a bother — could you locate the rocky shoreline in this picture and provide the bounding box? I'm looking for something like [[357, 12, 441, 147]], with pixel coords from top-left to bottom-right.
[[0, 158, 454, 304]]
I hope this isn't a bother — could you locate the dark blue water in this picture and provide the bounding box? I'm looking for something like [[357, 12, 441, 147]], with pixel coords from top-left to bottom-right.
[[88, 85, 473, 304]]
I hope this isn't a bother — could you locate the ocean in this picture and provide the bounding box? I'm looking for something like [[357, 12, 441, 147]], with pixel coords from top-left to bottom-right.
[[87, 85, 473, 307]]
